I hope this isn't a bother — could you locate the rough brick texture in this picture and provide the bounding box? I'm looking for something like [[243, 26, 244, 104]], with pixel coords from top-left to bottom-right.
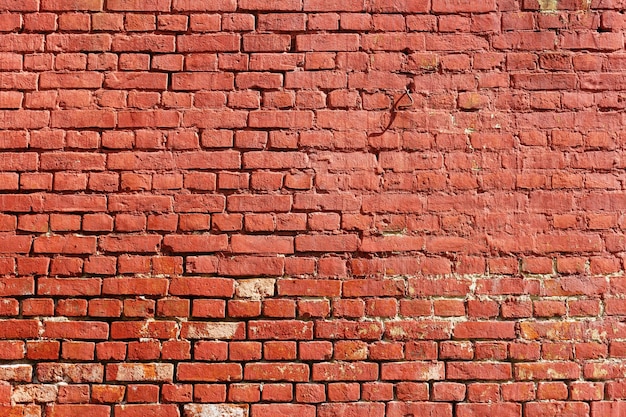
[[0, 0, 625, 415]]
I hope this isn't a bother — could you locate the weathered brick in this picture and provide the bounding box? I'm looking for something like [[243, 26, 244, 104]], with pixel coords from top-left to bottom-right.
[[177, 363, 242, 382], [106, 363, 173, 382]]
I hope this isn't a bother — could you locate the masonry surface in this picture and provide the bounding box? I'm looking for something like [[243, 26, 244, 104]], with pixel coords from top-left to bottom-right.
[[1, 0, 626, 416]]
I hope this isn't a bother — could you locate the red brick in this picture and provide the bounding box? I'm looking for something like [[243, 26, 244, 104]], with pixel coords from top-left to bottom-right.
[[387, 402, 451, 417], [515, 362, 580, 380], [432, 0, 495, 12], [58, 380, 89, 402], [37, 363, 103, 383], [91, 385, 125, 404], [382, 362, 445, 381], [457, 403, 520, 417], [453, 322, 516, 339], [312, 362, 378, 381], [228, 195, 291, 212], [114, 404, 179, 417], [177, 363, 241, 382], [248, 320, 313, 340], [43, 321, 108, 340], [318, 403, 385, 417], [46, 405, 109, 417], [171, 72, 234, 90], [252, 404, 315, 417], [162, 235, 227, 253], [326, 382, 360, 402], [432, 382, 466, 401], [177, 34, 239, 52], [245, 363, 308, 381], [448, 362, 512, 381]]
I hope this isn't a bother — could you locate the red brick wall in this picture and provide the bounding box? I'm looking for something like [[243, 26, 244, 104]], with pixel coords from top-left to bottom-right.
[[1, 0, 625, 416]]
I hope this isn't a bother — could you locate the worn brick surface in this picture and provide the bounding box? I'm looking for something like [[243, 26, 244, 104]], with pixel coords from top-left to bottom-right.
[[0, 0, 624, 415]]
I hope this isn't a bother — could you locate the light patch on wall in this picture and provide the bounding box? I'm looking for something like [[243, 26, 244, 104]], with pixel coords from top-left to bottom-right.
[[184, 404, 249, 417], [537, 0, 558, 12]]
